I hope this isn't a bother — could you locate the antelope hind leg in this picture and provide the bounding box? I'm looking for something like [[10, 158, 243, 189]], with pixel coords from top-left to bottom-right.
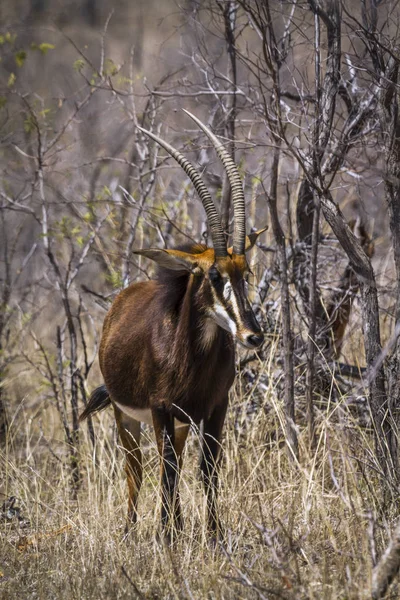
[[114, 406, 142, 528]]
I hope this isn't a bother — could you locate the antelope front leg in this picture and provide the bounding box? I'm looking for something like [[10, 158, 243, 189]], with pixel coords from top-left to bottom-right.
[[200, 400, 228, 538], [152, 406, 189, 538]]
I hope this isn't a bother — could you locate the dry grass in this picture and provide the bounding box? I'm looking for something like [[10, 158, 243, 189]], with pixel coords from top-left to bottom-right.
[[1, 355, 399, 600]]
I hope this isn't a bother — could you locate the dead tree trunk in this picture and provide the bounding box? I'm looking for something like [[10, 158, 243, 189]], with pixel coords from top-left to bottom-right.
[[318, 190, 393, 473], [377, 57, 400, 471], [356, 3, 400, 476]]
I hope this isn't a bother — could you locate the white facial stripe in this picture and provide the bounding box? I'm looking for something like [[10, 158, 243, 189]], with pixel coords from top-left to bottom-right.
[[215, 303, 237, 335], [223, 280, 232, 301], [229, 286, 242, 323], [209, 278, 238, 336]]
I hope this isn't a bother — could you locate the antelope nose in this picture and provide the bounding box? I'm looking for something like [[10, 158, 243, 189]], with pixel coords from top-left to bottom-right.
[[246, 333, 264, 348]]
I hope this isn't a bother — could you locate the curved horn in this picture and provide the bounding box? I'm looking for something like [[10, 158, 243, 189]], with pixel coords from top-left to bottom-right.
[[137, 126, 227, 257], [183, 109, 246, 256]]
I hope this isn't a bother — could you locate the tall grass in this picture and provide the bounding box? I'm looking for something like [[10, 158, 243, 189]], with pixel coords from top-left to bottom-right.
[[1, 354, 398, 600]]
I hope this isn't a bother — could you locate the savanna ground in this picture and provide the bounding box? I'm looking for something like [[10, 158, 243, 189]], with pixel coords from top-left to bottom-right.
[[1, 0, 400, 598]]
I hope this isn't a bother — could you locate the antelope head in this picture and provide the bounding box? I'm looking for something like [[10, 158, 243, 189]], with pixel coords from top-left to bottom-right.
[[136, 111, 265, 350]]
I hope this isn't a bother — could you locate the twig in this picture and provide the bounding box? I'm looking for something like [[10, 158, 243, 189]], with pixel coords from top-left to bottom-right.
[[120, 565, 146, 599], [371, 519, 400, 599]]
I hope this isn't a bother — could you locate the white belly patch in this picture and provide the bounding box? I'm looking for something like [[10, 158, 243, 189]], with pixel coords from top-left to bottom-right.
[[114, 401, 188, 429]]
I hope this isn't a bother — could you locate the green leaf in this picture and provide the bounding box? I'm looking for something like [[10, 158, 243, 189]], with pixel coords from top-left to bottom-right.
[[31, 42, 55, 54], [24, 115, 35, 133], [73, 58, 85, 72], [83, 211, 94, 223], [103, 58, 118, 77], [38, 42, 55, 54], [117, 76, 134, 85], [0, 97, 7, 109], [15, 50, 27, 68], [21, 312, 32, 326], [5, 32, 16, 44], [106, 270, 123, 289], [7, 73, 16, 88]]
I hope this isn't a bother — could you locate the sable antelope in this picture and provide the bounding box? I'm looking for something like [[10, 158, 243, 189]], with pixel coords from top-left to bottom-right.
[[80, 111, 264, 537]]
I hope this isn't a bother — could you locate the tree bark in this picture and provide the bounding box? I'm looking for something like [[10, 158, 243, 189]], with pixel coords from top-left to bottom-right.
[[267, 144, 299, 461], [319, 190, 393, 473], [379, 57, 400, 473]]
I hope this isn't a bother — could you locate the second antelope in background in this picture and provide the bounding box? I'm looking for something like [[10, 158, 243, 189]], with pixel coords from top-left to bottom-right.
[[80, 110, 265, 539]]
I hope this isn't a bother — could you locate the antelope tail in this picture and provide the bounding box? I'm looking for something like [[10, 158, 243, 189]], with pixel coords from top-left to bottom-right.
[[79, 384, 111, 421]]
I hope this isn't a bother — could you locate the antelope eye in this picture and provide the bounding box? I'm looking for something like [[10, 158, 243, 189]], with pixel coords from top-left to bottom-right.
[[209, 266, 221, 282]]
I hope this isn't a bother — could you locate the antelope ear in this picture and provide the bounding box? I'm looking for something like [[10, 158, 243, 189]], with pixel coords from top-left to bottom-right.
[[228, 226, 268, 254], [245, 226, 268, 251], [133, 248, 202, 273]]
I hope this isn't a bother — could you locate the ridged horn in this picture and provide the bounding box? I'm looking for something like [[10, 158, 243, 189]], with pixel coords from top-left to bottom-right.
[[137, 126, 227, 257], [183, 109, 246, 256]]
